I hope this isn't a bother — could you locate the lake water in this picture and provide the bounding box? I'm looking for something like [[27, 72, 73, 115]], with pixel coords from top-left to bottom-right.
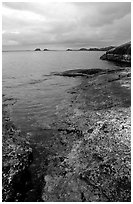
[[2, 51, 119, 133]]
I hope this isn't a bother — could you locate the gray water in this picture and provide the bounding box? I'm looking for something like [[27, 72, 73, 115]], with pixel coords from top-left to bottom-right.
[[3, 51, 119, 132]]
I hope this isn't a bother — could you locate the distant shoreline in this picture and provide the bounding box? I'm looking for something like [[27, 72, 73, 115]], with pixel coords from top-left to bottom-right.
[[2, 50, 106, 52]]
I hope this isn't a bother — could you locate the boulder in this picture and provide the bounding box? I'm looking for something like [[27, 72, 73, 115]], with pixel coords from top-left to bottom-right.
[[100, 42, 131, 65]]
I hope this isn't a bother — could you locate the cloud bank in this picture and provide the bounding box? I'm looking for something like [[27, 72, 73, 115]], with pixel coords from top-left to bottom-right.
[[2, 2, 131, 50]]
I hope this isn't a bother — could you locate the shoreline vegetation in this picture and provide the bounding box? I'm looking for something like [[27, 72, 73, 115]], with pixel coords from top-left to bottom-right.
[[2, 42, 131, 201]]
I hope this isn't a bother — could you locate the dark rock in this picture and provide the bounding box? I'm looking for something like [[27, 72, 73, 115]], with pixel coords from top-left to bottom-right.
[[100, 42, 131, 65], [2, 98, 33, 202], [66, 49, 73, 51], [52, 68, 105, 77], [34, 48, 41, 51], [89, 46, 115, 51], [43, 49, 49, 51], [100, 53, 107, 60], [89, 47, 100, 51], [52, 68, 128, 78], [99, 46, 116, 51], [81, 192, 86, 201], [87, 128, 93, 133], [107, 42, 131, 55]]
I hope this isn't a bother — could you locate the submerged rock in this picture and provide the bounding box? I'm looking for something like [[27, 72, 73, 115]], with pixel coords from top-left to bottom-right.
[[52, 68, 104, 77], [52, 67, 126, 78]]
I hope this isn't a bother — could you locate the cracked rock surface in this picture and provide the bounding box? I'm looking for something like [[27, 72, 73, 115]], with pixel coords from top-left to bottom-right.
[[42, 67, 131, 202]]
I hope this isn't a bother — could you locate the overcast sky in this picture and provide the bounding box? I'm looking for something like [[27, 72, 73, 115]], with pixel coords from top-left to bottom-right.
[[2, 2, 131, 50]]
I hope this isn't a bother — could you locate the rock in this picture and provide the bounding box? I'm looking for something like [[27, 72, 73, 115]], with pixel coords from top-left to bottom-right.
[[100, 53, 107, 60], [89, 46, 115, 51], [52, 68, 105, 77], [41, 66, 130, 202], [3, 63, 131, 201], [2, 98, 33, 202], [100, 42, 131, 65], [52, 67, 127, 78], [43, 49, 49, 51], [66, 49, 72, 51], [34, 48, 41, 51]]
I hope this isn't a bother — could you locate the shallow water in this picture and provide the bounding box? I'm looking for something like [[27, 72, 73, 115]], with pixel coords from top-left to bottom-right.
[[2, 51, 119, 132], [3, 50, 127, 201]]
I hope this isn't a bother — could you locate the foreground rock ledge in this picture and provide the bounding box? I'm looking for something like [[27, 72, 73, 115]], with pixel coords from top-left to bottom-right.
[[42, 67, 131, 202], [2, 66, 131, 202]]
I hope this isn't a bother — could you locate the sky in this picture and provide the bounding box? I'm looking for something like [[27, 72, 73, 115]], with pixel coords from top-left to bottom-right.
[[2, 2, 131, 50]]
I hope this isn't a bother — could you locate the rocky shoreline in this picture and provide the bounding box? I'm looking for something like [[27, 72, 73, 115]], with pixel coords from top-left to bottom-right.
[[2, 98, 33, 201], [100, 42, 131, 65], [41, 66, 131, 201], [2, 65, 131, 201]]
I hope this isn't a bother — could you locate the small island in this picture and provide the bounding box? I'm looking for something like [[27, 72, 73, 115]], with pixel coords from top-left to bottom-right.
[[79, 48, 89, 51], [43, 49, 49, 51], [34, 48, 41, 51], [66, 49, 73, 51]]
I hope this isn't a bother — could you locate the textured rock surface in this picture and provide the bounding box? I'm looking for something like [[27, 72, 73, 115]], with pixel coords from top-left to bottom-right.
[[2, 99, 33, 202], [41, 66, 131, 201], [52, 67, 126, 77], [100, 42, 131, 64], [2, 66, 131, 202]]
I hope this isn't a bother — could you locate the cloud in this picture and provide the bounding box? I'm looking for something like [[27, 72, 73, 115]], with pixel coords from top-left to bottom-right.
[[2, 2, 131, 49]]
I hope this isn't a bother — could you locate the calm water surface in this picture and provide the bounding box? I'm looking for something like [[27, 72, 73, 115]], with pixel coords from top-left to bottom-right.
[[3, 51, 119, 133]]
